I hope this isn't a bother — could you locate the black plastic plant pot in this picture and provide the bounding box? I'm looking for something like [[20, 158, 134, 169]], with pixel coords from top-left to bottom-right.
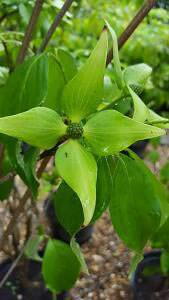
[[0, 258, 69, 300], [131, 250, 169, 300], [130, 140, 149, 158], [44, 198, 94, 245]]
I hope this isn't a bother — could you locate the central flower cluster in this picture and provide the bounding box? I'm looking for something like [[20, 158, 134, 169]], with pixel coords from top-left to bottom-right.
[[66, 122, 84, 139]]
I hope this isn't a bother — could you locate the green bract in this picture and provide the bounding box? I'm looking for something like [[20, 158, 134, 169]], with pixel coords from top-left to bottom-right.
[[0, 27, 166, 225], [104, 21, 169, 129]]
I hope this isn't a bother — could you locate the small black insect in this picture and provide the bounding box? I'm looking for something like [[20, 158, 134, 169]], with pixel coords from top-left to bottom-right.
[[65, 152, 68, 158]]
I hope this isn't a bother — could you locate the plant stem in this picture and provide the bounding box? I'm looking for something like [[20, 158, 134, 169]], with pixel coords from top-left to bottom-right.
[[0, 235, 33, 288], [37, 0, 74, 53], [53, 293, 57, 300], [16, 0, 44, 64], [0, 172, 15, 184], [100, 95, 128, 111], [0, 156, 51, 251], [106, 0, 157, 65], [0, 144, 5, 175]]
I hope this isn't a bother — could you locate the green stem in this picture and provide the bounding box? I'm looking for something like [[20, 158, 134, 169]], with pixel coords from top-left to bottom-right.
[[52, 293, 57, 300], [100, 94, 129, 111], [150, 120, 169, 125]]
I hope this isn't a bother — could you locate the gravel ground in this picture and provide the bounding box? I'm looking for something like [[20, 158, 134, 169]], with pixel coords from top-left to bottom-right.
[[72, 213, 133, 300]]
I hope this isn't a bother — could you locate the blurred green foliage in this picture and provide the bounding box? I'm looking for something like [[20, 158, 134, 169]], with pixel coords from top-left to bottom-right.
[[0, 0, 168, 112]]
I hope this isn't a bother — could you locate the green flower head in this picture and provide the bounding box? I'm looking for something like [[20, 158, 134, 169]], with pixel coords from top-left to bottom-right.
[[0, 24, 166, 225]]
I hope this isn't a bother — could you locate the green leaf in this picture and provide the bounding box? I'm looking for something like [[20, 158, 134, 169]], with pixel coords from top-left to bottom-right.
[[147, 109, 169, 129], [147, 150, 160, 164], [6, 140, 39, 197], [91, 157, 113, 223], [84, 110, 165, 156], [42, 239, 80, 293], [55, 140, 97, 225], [129, 252, 143, 278], [70, 237, 88, 274], [43, 55, 65, 112], [0, 54, 48, 117], [0, 66, 8, 86], [128, 86, 169, 128], [128, 86, 149, 122], [60, 31, 108, 122], [24, 234, 43, 262], [128, 150, 169, 226], [57, 49, 77, 82], [109, 154, 161, 251], [151, 218, 169, 249], [0, 107, 67, 149], [105, 21, 123, 89], [53, 182, 84, 236], [19, 3, 31, 24], [124, 63, 152, 87], [161, 250, 169, 275], [0, 151, 13, 201], [160, 162, 169, 183]]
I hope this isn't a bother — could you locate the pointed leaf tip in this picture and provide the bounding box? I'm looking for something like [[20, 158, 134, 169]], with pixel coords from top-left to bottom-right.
[[55, 140, 97, 225], [60, 31, 108, 122], [0, 107, 67, 149]]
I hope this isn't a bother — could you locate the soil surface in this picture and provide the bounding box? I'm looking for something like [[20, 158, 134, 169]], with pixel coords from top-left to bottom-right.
[[71, 212, 133, 300]]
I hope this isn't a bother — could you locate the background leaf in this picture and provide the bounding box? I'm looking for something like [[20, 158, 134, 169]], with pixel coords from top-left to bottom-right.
[[24, 234, 43, 262], [0, 54, 48, 117], [55, 140, 97, 225], [43, 55, 65, 112], [57, 49, 77, 82], [124, 63, 152, 87]]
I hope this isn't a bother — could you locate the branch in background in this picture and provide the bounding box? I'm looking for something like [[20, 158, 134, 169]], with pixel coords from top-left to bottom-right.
[[37, 0, 74, 53], [16, 0, 44, 65], [0, 156, 51, 251], [106, 0, 157, 65], [2, 41, 14, 72], [0, 234, 33, 288], [0, 172, 15, 184]]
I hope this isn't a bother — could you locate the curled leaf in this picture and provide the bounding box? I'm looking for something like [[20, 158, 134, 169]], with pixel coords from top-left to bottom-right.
[[124, 63, 152, 87], [105, 21, 123, 89]]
